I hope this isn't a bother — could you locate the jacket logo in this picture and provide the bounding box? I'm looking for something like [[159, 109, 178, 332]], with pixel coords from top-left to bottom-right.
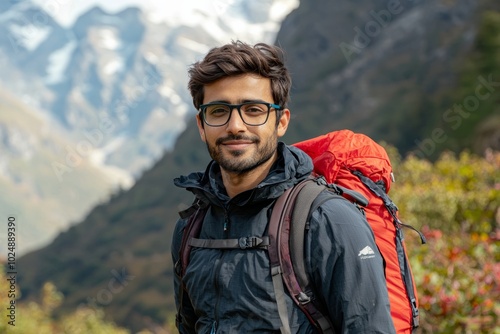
[[358, 246, 375, 259]]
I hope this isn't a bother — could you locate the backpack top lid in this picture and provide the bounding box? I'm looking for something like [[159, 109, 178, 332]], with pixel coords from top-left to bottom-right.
[[293, 129, 394, 192]]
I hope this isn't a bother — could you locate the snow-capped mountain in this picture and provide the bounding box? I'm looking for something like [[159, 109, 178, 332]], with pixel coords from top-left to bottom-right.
[[0, 0, 299, 255], [2, 0, 298, 175]]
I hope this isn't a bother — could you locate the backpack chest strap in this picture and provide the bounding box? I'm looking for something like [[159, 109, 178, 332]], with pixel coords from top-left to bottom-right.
[[188, 236, 270, 249]]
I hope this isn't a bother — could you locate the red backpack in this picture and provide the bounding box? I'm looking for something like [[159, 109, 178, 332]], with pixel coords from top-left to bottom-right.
[[176, 129, 425, 333], [292, 129, 425, 333]]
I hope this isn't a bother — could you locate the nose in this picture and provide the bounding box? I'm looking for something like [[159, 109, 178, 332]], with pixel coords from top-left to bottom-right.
[[225, 107, 246, 133]]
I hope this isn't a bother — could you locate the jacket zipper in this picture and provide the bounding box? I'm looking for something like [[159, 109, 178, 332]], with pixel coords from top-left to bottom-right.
[[210, 321, 217, 334], [223, 210, 229, 233], [212, 209, 230, 333]]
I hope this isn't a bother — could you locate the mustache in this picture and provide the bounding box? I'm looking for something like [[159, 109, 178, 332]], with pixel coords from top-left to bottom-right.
[[216, 134, 259, 145]]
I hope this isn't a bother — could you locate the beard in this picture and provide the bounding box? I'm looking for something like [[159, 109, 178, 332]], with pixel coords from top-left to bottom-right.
[[206, 132, 278, 174]]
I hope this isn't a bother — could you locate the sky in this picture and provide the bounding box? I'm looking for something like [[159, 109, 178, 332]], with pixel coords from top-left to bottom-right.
[[31, 0, 217, 26], [31, 0, 298, 27]]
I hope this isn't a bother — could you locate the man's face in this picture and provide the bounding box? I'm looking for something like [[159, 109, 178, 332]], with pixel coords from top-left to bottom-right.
[[196, 74, 290, 174]]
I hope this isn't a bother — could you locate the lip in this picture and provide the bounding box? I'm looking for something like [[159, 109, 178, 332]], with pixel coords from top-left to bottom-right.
[[221, 140, 253, 150]]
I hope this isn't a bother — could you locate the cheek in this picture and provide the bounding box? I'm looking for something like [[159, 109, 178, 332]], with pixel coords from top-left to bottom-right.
[[200, 128, 219, 144]]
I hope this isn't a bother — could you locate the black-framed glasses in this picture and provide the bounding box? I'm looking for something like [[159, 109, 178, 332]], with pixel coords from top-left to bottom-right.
[[199, 101, 282, 127]]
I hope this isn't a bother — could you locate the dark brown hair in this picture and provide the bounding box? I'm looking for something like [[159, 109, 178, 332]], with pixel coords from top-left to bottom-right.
[[188, 40, 291, 115]]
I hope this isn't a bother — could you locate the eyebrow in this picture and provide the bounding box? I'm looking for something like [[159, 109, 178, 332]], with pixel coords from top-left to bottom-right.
[[203, 99, 268, 105]]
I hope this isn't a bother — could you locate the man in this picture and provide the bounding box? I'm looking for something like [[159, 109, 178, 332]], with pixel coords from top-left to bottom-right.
[[172, 40, 395, 333]]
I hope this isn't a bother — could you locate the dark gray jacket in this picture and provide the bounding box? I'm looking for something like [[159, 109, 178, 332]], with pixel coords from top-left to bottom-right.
[[172, 143, 395, 333]]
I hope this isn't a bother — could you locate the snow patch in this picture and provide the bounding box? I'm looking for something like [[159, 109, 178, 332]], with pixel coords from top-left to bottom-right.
[[270, 0, 299, 19], [89, 136, 133, 189], [103, 59, 124, 75], [45, 40, 77, 84], [99, 28, 121, 50], [8, 23, 51, 51]]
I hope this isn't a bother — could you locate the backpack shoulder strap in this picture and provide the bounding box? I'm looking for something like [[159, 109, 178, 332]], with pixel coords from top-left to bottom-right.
[[289, 180, 327, 290], [178, 198, 209, 276], [268, 178, 335, 334], [174, 197, 208, 329]]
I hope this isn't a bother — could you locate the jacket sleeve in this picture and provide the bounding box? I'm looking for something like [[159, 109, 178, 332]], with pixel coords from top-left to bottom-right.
[[171, 218, 198, 334], [306, 193, 396, 334]]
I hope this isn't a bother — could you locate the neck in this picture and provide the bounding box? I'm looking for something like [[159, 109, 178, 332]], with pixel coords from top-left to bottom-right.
[[221, 153, 278, 198]]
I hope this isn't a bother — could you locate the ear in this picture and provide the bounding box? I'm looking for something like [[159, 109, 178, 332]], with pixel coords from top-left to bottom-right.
[[196, 113, 207, 142], [277, 108, 290, 138]]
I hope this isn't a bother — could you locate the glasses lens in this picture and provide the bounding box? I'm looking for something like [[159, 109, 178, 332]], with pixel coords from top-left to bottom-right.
[[204, 104, 231, 126], [203, 103, 272, 126], [240, 103, 269, 125]]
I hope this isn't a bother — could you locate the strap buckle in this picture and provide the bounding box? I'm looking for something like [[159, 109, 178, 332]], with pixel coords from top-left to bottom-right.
[[297, 291, 312, 305], [238, 236, 263, 249]]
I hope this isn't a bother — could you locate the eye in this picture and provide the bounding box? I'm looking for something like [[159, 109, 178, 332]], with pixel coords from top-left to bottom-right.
[[243, 104, 266, 114], [207, 105, 230, 117]]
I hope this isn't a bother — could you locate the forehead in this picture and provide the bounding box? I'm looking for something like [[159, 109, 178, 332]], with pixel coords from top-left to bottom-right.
[[203, 74, 272, 104]]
